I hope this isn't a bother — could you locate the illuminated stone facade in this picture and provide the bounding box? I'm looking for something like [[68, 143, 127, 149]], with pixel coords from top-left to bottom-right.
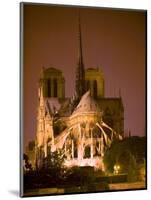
[[35, 78, 123, 170], [40, 67, 65, 99], [35, 15, 124, 170], [85, 68, 104, 98]]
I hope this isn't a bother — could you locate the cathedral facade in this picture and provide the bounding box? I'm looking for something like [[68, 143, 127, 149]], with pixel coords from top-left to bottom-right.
[[35, 16, 124, 170]]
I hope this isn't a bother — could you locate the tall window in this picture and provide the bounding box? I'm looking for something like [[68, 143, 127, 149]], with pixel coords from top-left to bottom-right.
[[93, 80, 97, 98], [84, 146, 90, 158], [74, 141, 78, 158], [47, 79, 51, 97], [53, 78, 58, 97]]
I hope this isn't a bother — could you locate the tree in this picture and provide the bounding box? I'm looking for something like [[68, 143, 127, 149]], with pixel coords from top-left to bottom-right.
[[65, 166, 95, 186], [41, 149, 67, 182], [127, 153, 138, 182], [103, 136, 146, 176], [23, 153, 32, 172]]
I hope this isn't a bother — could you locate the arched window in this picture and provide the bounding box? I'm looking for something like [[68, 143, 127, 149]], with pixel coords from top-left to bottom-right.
[[84, 146, 91, 158], [53, 78, 58, 97], [47, 79, 51, 97], [74, 141, 78, 158], [93, 80, 97, 98]]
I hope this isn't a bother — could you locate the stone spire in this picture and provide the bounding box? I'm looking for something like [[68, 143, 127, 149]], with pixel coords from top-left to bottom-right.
[[75, 11, 85, 99]]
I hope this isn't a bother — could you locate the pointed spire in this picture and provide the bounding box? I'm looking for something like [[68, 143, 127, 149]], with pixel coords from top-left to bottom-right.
[[38, 67, 45, 107], [75, 10, 85, 99], [78, 11, 83, 65], [39, 84, 44, 107]]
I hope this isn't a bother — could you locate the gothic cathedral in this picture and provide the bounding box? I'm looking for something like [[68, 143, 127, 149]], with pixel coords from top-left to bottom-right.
[[35, 15, 124, 170]]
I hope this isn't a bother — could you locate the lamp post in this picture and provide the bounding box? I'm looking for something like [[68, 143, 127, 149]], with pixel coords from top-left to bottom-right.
[[114, 164, 120, 174]]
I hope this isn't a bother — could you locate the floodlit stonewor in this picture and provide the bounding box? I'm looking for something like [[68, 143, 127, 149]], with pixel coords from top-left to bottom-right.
[[35, 15, 124, 170], [36, 86, 123, 170]]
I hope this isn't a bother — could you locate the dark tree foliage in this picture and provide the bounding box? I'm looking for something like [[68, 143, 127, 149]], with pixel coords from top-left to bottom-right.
[[24, 149, 67, 189], [42, 149, 65, 171], [103, 136, 146, 174], [38, 149, 67, 185], [23, 153, 32, 171], [65, 166, 95, 186]]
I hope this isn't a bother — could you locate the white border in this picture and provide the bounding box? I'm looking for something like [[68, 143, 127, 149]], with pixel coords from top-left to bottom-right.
[[0, 0, 150, 199]]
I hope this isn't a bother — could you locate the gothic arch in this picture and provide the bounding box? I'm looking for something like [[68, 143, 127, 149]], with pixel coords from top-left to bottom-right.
[[84, 145, 91, 158]]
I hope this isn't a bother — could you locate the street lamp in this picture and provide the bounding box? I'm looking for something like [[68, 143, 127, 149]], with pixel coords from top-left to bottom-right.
[[114, 164, 120, 174]]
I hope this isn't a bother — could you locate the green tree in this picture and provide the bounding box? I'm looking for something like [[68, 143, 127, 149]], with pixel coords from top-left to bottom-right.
[[127, 153, 138, 182], [41, 149, 67, 182], [103, 136, 146, 176], [23, 153, 32, 172]]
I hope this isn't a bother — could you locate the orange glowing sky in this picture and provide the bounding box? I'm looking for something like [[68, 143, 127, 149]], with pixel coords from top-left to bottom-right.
[[22, 4, 146, 147]]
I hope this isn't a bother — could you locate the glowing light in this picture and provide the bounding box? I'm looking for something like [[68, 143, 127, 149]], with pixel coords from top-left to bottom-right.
[[114, 164, 120, 174]]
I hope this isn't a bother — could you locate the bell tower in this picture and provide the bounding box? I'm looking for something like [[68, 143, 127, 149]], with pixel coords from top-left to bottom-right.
[[85, 68, 104, 98], [39, 67, 65, 99]]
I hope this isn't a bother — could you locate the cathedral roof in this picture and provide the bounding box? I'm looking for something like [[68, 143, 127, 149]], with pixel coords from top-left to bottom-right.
[[45, 67, 62, 73], [72, 90, 101, 115], [45, 98, 61, 115]]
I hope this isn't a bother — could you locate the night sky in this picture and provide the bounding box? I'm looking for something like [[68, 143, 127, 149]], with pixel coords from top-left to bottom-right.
[[23, 4, 146, 147]]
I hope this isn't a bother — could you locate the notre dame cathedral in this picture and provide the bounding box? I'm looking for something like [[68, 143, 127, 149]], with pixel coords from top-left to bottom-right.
[[35, 16, 124, 170]]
